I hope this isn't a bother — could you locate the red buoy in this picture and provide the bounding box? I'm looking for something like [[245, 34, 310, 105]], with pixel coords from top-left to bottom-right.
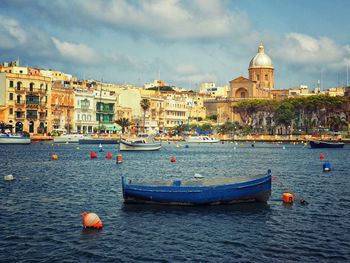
[[91, 151, 97, 158], [82, 212, 103, 229], [320, 154, 324, 159], [171, 157, 175, 162], [106, 152, 112, 158], [283, 193, 294, 204]]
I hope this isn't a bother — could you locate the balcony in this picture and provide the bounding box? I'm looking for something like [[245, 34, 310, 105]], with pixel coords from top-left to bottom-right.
[[15, 101, 25, 106], [14, 88, 26, 94], [26, 103, 39, 108], [27, 115, 37, 120], [14, 112, 25, 121]]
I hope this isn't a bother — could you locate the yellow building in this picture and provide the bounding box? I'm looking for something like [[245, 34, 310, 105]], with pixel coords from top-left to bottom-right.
[[0, 71, 52, 134]]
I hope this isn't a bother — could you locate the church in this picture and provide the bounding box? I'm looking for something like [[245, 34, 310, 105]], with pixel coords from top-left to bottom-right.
[[213, 43, 275, 124]]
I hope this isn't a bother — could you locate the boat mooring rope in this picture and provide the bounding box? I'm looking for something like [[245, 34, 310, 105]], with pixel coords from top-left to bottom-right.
[[272, 175, 308, 205]]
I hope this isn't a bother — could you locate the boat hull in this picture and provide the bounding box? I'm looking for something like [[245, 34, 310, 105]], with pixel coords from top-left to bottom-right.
[[122, 172, 271, 205], [310, 140, 344, 148], [185, 136, 220, 143], [53, 134, 85, 143], [79, 138, 119, 144], [0, 136, 31, 144], [119, 139, 161, 151]]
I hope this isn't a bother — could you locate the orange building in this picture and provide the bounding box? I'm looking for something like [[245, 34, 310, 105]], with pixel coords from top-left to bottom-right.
[[51, 81, 75, 132]]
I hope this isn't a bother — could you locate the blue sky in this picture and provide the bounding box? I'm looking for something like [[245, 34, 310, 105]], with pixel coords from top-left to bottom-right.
[[1, 0, 349, 90]]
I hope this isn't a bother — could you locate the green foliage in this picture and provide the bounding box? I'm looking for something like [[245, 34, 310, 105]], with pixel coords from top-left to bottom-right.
[[116, 118, 131, 133], [200, 123, 213, 132], [207, 115, 217, 121], [147, 86, 176, 92], [219, 121, 240, 133], [274, 102, 296, 128]]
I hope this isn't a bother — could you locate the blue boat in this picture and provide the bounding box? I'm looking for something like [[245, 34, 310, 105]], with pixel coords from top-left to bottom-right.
[[121, 170, 271, 205]]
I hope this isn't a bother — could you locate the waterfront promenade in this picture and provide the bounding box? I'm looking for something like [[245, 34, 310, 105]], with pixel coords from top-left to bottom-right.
[[30, 133, 350, 143]]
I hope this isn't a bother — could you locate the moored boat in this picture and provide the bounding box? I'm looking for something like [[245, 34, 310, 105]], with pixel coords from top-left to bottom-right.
[[79, 137, 119, 144], [0, 132, 31, 144], [119, 135, 161, 151], [122, 170, 272, 205], [185, 135, 220, 143], [53, 134, 85, 143], [309, 140, 344, 148]]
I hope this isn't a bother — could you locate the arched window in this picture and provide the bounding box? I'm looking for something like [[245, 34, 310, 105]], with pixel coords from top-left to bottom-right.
[[82, 114, 86, 121], [265, 74, 268, 81]]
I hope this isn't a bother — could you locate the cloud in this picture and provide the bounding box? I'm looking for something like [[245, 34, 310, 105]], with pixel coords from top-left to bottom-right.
[[175, 64, 199, 75], [0, 16, 28, 48], [2, 0, 252, 41], [52, 37, 101, 65], [272, 33, 350, 67]]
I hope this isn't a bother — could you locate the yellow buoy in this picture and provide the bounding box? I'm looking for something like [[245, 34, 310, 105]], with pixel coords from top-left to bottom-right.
[[52, 155, 58, 160], [76, 147, 80, 150], [283, 193, 294, 204]]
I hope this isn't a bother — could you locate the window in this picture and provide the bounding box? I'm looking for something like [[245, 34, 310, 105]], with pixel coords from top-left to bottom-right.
[[9, 81, 14, 87], [9, 93, 13, 100], [30, 83, 34, 91], [45, 84, 48, 91], [241, 92, 246, 98], [265, 74, 268, 81], [9, 108, 13, 114], [17, 82, 21, 90], [257, 74, 260, 81]]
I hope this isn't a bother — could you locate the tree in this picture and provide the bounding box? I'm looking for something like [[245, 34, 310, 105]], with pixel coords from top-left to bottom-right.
[[116, 118, 131, 134], [140, 99, 150, 132], [172, 124, 187, 134], [274, 102, 296, 134], [327, 116, 347, 132]]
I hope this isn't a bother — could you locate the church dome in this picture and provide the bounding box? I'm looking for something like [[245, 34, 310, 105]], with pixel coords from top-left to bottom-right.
[[249, 43, 273, 69]]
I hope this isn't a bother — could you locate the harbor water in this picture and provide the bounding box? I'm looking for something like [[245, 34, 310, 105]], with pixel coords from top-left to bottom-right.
[[0, 142, 349, 262]]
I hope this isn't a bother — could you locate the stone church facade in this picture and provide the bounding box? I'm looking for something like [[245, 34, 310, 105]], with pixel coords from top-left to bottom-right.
[[209, 43, 275, 124]]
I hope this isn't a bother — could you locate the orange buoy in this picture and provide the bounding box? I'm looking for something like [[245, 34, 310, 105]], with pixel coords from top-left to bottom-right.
[[82, 212, 103, 229], [171, 157, 175, 162], [116, 154, 122, 163], [320, 154, 324, 159], [51, 155, 58, 160], [106, 152, 112, 158], [283, 193, 294, 204], [91, 151, 97, 158]]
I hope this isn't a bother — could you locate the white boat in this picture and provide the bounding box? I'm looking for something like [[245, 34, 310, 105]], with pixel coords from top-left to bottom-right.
[[53, 134, 85, 143], [185, 135, 220, 143], [119, 135, 161, 151], [0, 132, 31, 144]]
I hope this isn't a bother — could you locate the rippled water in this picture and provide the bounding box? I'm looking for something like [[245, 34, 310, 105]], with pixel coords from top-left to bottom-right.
[[0, 142, 349, 262]]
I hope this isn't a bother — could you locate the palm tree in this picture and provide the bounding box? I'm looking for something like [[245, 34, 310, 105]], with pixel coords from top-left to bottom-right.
[[116, 118, 131, 134], [140, 99, 150, 133]]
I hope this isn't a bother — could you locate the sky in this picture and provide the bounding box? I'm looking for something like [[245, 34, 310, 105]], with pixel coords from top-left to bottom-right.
[[1, 0, 350, 91]]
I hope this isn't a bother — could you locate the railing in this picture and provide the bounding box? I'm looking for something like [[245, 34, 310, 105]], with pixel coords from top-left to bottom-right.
[[27, 115, 37, 120], [14, 115, 25, 121], [14, 88, 26, 94], [15, 101, 25, 106]]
